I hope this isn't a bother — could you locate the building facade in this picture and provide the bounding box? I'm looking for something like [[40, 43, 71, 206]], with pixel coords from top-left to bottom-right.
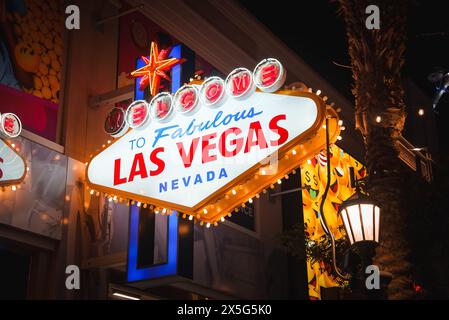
[[0, 0, 435, 300]]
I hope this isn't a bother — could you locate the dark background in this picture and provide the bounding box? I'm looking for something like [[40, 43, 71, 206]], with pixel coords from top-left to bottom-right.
[[0, 247, 30, 299], [239, 0, 449, 157]]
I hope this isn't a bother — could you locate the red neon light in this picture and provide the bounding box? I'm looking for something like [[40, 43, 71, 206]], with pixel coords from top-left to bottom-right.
[[157, 100, 170, 118], [232, 73, 251, 96], [131, 105, 147, 127], [179, 90, 196, 111], [205, 83, 223, 103], [261, 64, 279, 86], [3, 117, 15, 134]]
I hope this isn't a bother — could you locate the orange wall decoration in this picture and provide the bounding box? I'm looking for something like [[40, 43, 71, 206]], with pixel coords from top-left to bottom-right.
[[300, 144, 366, 299], [3, 0, 64, 103]]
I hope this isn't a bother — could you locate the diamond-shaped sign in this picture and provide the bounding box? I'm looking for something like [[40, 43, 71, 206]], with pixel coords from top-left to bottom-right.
[[86, 90, 339, 223], [0, 139, 26, 187]]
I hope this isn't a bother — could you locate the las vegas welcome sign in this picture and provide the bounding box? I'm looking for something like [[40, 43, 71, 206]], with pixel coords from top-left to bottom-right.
[[86, 59, 340, 225], [0, 113, 26, 188]]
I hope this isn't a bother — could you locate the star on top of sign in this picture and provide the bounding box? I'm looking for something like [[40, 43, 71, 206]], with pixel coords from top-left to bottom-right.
[[130, 41, 185, 97]]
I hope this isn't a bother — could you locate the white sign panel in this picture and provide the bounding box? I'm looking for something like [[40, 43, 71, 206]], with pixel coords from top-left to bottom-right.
[[87, 91, 320, 209], [0, 139, 26, 186]]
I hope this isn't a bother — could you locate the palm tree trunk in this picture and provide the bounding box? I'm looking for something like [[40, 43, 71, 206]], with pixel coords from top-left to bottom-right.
[[338, 0, 415, 299]]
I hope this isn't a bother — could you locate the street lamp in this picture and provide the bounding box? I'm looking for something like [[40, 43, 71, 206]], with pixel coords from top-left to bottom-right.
[[340, 191, 380, 246], [340, 167, 380, 265], [340, 191, 380, 268], [339, 169, 389, 299]]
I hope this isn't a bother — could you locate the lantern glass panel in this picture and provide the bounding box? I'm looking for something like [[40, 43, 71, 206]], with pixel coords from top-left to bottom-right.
[[347, 205, 364, 243], [361, 204, 374, 241], [375, 206, 380, 243], [341, 208, 354, 244]]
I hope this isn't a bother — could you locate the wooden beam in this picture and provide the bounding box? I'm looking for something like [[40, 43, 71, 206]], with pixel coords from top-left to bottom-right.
[[81, 251, 127, 269], [88, 85, 134, 109], [0, 224, 57, 251]]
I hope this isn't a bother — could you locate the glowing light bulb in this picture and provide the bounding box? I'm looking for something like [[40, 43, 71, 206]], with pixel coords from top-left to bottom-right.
[[90, 190, 94, 195], [338, 120, 344, 126], [12, 186, 17, 191], [316, 89, 321, 95], [277, 179, 282, 185], [221, 217, 225, 222], [206, 223, 211, 228], [189, 215, 193, 221], [307, 159, 312, 165], [418, 108, 425, 116], [248, 198, 253, 204], [337, 136, 343, 141], [232, 189, 237, 195], [203, 208, 208, 214], [376, 116, 382, 123], [292, 149, 297, 155]]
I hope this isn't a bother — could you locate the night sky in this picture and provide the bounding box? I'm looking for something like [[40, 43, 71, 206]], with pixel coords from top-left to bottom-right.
[[239, 0, 449, 157]]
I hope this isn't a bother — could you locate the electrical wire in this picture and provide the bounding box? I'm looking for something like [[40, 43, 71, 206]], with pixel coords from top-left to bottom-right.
[[332, 60, 352, 69], [319, 116, 350, 281]]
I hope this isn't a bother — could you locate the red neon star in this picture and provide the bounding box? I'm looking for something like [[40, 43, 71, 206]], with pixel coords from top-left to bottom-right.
[[130, 41, 184, 97]]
